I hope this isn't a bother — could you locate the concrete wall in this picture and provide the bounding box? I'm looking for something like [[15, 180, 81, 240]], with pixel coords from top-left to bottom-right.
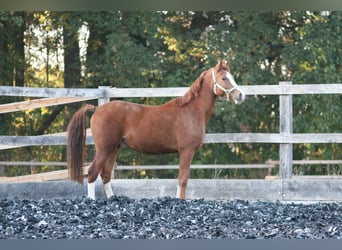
[[1, 178, 342, 202]]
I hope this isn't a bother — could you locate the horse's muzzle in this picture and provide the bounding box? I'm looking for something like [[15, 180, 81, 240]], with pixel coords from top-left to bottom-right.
[[232, 89, 246, 105]]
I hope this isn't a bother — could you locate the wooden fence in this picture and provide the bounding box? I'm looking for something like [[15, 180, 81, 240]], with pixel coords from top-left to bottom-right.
[[1, 82, 342, 183]]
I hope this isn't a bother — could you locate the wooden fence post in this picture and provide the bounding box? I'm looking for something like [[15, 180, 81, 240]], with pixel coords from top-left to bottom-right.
[[98, 86, 110, 106], [0, 165, 5, 176], [279, 81, 293, 179]]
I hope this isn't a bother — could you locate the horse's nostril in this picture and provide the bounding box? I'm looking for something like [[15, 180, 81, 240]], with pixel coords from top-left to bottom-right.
[[238, 92, 246, 103]]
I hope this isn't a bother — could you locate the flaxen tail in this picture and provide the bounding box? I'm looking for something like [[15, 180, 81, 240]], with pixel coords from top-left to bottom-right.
[[67, 104, 96, 184]]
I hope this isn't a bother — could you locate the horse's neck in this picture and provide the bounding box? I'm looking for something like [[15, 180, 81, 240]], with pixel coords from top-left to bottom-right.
[[191, 82, 217, 124]]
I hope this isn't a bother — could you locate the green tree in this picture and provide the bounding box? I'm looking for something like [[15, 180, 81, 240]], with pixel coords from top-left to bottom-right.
[[283, 11, 342, 173], [1, 11, 341, 178]]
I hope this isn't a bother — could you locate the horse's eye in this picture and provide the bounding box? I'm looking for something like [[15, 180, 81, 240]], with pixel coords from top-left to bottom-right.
[[222, 77, 227, 81]]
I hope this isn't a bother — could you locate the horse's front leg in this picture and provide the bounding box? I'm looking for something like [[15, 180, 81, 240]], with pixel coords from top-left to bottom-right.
[[177, 148, 195, 200]]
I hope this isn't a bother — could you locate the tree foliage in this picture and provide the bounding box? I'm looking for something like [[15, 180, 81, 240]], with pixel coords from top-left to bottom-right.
[[0, 11, 341, 178]]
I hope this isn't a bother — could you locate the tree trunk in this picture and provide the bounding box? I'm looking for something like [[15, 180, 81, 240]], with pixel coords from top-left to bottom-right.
[[63, 13, 81, 88], [13, 11, 26, 87]]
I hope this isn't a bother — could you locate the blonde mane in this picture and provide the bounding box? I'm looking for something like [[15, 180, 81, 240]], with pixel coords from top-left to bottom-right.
[[175, 71, 207, 106]]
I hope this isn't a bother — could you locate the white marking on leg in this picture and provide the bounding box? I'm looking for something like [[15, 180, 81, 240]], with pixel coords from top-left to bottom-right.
[[88, 182, 96, 200], [176, 185, 181, 198], [104, 182, 114, 198]]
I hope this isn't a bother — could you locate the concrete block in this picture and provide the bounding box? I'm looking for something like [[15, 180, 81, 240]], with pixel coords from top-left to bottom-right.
[[0, 178, 341, 202]]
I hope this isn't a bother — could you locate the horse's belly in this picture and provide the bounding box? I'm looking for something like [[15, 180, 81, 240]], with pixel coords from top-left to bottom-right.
[[122, 133, 178, 154]]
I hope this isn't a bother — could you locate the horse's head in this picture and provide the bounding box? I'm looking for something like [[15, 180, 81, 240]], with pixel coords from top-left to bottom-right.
[[211, 61, 245, 104]]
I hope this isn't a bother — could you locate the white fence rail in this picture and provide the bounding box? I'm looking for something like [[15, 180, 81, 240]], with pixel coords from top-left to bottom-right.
[[1, 82, 342, 180]]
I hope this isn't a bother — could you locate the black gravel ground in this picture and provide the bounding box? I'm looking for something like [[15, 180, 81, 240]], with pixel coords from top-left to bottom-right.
[[0, 196, 341, 239]]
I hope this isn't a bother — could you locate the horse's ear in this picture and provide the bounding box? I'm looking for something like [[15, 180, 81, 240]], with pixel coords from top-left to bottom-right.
[[215, 60, 230, 72], [224, 60, 230, 71], [215, 60, 223, 72]]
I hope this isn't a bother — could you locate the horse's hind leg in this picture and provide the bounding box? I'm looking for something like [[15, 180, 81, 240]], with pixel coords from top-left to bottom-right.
[[100, 148, 119, 198], [87, 161, 99, 200], [87, 156, 104, 200], [87, 147, 119, 199]]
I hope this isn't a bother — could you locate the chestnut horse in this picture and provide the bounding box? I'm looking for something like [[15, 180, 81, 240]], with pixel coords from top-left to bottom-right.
[[67, 61, 245, 200]]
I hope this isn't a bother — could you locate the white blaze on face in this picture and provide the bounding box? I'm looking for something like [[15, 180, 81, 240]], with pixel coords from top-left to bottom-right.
[[225, 72, 245, 104], [225, 72, 238, 89]]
